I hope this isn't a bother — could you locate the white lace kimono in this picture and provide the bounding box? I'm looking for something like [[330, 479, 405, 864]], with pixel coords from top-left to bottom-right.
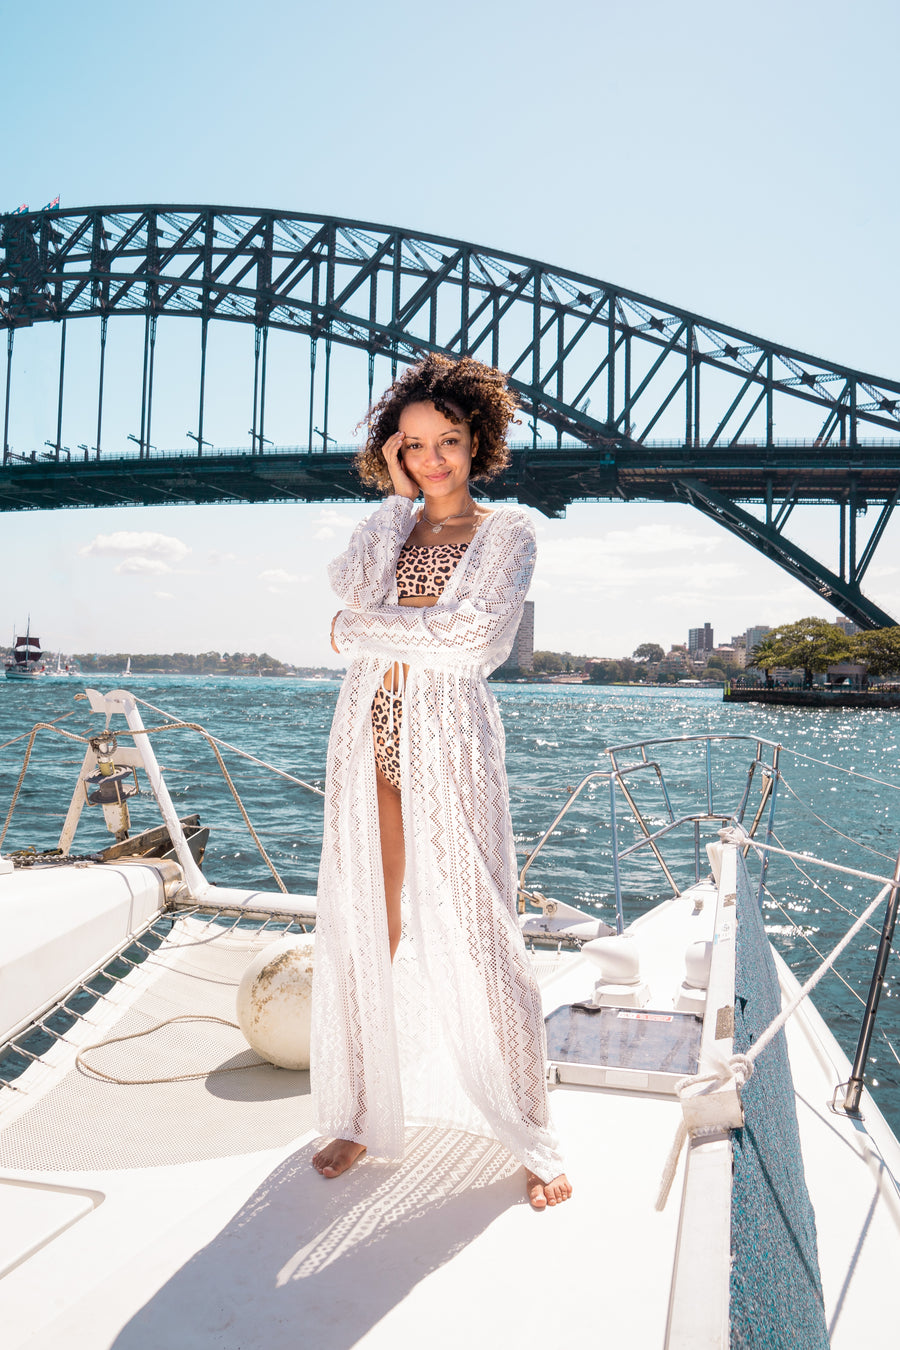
[[311, 495, 563, 1182]]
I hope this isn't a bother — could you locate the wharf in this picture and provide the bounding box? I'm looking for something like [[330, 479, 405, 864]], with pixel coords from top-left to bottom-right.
[[724, 685, 900, 709]]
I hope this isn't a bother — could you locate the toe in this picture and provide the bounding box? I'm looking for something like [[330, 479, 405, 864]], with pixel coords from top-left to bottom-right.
[[526, 1172, 548, 1210]]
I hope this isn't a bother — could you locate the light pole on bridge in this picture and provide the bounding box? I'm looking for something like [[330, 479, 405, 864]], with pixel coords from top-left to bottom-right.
[[127, 433, 156, 457], [187, 431, 213, 454]]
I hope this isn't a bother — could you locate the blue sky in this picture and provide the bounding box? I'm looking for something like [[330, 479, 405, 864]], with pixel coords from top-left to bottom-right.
[[2, 0, 898, 662]]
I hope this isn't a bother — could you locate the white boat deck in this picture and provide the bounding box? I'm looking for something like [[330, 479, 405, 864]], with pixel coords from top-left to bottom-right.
[[0, 861, 899, 1348]]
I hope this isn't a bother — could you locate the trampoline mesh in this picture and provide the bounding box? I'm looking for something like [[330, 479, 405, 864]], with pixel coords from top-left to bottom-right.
[[0, 918, 315, 1172]]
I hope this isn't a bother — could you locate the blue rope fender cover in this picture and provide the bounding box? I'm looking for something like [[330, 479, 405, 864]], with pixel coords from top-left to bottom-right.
[[730, 853, 829, 1350]]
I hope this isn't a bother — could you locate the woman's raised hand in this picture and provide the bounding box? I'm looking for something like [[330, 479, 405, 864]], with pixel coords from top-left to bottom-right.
[[382, 431, 418, 500]]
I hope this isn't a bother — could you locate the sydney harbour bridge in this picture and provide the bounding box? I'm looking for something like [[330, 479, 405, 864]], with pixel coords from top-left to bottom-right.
[[1, 203, 898, 628]]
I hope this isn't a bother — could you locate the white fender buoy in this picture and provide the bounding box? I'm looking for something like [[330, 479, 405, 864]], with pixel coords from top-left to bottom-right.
[[236, 935, 315, 1070]]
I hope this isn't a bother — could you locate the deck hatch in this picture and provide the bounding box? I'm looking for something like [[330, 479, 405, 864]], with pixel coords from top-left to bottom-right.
[[545, 1005, 703, 1093]]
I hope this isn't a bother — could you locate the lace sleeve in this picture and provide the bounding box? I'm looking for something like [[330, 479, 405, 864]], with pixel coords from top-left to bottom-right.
[[327, 495, 417, 611], [333, 513, 536, 662]]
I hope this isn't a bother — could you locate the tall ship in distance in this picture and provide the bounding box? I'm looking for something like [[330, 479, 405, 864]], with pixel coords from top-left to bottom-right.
[[4, 622, 46, 680]]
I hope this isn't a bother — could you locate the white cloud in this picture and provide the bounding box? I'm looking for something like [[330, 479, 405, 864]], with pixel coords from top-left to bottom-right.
[[153, 590, 175, 601], [312, 507, 357, 542], [116, 556, 172, 576], [208, 550, 238, 566], [533, 525, 727, 597], [257, 567, 307, 594], [258, 568, 300, 586], [80, 531, 191, 576]]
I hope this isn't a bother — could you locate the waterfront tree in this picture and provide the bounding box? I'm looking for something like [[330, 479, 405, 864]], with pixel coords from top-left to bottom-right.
[[588, 660, 623, 683], [747, 637, 780, 683], [633, 643, 664, 663], [754, 618, 851, 686], [853, 626, 900, 677], [533, 651, 565, 673]]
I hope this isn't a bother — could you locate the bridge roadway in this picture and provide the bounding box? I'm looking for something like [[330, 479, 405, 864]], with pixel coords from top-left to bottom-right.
[[2, 438, 898, 515]]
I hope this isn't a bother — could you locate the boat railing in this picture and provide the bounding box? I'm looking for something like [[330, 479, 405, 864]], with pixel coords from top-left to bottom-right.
[[519, 733, 782, 934], [0, 689, 327, 903], [519, 730, 900, 1118]]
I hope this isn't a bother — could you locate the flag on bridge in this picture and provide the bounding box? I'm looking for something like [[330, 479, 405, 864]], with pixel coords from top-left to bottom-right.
[[12, 203, 29, 215], [42, 195, 60, 211]]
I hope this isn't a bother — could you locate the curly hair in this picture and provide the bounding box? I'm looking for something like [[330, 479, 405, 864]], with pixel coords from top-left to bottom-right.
[[355, 353, 520, 492]]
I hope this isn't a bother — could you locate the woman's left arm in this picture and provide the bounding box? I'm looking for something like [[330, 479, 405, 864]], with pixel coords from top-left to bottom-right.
[[332, 514, 536, 662]]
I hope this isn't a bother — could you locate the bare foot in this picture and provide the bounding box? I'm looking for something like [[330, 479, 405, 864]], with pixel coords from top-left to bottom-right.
[[312, 1139, 366, 1178], [526, 1170, 573, 1210]]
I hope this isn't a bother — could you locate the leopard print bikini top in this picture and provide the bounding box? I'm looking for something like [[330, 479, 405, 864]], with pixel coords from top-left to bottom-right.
[[396, 542, 469, 600]]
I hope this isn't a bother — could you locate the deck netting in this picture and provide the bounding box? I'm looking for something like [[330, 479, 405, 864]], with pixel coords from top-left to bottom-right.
[[0, 916, 315, 1171]]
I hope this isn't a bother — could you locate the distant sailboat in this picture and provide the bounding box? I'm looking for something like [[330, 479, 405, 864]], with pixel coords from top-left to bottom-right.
[[124, 657, 132, 677], [47, 651, 75, 678], [4, 620, 46, 681]]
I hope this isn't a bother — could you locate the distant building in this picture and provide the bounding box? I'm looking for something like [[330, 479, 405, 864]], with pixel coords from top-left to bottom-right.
[[745, 624, 772, 655], [507, 600, 534, 670], [730, 634, 748, 668], [688, 623, 714, 658], [834, 618, 859, 637], [658, 647, 693, 675]]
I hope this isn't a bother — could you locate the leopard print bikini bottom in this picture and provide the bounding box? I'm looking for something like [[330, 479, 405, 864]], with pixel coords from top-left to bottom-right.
[[372, 541, 468, 790]]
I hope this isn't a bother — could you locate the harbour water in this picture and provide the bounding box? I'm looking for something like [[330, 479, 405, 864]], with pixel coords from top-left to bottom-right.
[[1, 677, 898, 1131]]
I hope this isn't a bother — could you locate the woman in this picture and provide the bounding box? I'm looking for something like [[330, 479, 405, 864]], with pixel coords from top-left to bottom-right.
[[311, 353, 571, 1210]]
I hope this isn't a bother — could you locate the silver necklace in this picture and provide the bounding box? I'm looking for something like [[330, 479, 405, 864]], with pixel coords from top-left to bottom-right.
[[421, 499, 476, 534]]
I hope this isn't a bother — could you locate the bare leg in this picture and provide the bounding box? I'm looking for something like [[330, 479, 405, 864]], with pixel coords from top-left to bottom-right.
[[375, 762, 405, 962], [313, 764, 406, 1181], [526, 1171, 573, 1210]]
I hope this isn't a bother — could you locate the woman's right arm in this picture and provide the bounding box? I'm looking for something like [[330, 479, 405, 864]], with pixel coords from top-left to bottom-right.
[[327, 431, 419, 611], [327, 496, 417, 610]]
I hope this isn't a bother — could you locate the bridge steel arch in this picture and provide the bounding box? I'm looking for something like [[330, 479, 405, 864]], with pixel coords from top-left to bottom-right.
[[1, 203, 898, 627]]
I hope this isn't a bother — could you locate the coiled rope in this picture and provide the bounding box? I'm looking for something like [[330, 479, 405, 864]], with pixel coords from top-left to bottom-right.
[[75, 1014, 269, 1085]]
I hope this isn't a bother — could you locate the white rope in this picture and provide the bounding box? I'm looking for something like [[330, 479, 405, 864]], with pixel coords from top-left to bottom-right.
[[655, 876, 894, 1211], [742, 883, 889, 1066], [656, 1120, 688, 1208], [719, 824, 896, 889], [763, 885, 867, 1007], [75, 1014, 268, 1085]]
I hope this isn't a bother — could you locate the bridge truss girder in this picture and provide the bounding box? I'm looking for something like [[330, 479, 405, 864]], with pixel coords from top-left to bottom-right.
[[675, 479, 897, 631], [1, 204, 899, 628]]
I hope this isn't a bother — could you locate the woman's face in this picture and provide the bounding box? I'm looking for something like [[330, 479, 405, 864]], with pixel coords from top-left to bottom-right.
[[395, 401, 478, 498]]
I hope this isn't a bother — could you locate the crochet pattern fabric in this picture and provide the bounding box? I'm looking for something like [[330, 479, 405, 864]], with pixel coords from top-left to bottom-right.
[[312, 496, 563, 1182]]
